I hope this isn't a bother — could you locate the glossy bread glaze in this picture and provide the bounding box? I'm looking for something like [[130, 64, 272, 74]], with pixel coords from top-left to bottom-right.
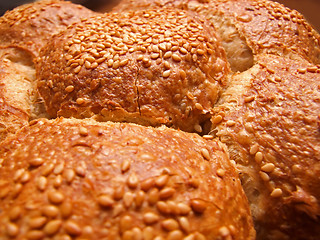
[[0, 118, 255, 239]]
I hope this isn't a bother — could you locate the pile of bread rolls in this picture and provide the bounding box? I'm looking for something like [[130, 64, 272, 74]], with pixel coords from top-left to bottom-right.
[[0, 0, 319, 239]]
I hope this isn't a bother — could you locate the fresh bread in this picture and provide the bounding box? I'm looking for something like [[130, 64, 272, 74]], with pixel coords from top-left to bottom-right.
[[0, 47, 35, 142], [0, 0, 320, 239], [0, 117, 255, 239], [109, 0, 320, 239], [111, 0, 320, 72], [36, 8, 229, 133], [0, 0, 95, 57], [211, 54, 320, 240], [0, 0, 95, 141]]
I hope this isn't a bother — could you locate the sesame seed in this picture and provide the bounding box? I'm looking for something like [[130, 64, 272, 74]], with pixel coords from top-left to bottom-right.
[[159, 187, 176, 199], [64, 220, 82, 236], [307, 66, 318, 73], [164, 51, 173, 59], [135, 190, 145, 208], [74, 65, 81, 73], [161, 219, 179, 231], [36, 176, 47, 191], [143, 212, 159, 224], [167, 230, 184, 240], [29, 157, 45, 167], [151, 53, 160, 59], [76, 98, 85, 105], [244, 95, 255, 103], [127, 173, 139, 189], [259, 171, 270, 181], [261, 163, 275, 173], [148, 188, 159, 205], [121, 159, 131, 173], [9, 206, 22, 221], [200, 135, 213, 141], [270, 188, 283, 198], [196, 49, 205, 55], [29, 216, 47, 229], [123, 192, 134, 208], [60, 201, 73, 218], [179, 47, 188, 54], [85, 61, 91, 68], [163, 70, 171, 78], [48, 190, 64, 204], [219, 226, 230, 237], [179, 70, 186, 79], [20, 171, 30, 183], [44, 220, 62, 236], [172, 53, 182, 62], [64, 169, 75, 183], [190, 199, 207, 213], [26, 230, 45, 239], [120, 59, 129, 67], [216, 168, 225, 177], [42, 205, 59, 218], [212, 115, 223, 124], [6, 223, 19, 237], [195, 103, 204, 111], [179, 217, 190, 233], [255, 152, 263, 163], [201, 148, 210, 160], [164, 61, 171, 69], [141, 178, 155, 192], [297, 68, 306, 74], [65, 85, 75, 92], [250, 144, 259, 155], [79, 126, 88, 136], [155, 175, 169, 188], [120, 215, 133, 232], [226, 120, 236, 127]]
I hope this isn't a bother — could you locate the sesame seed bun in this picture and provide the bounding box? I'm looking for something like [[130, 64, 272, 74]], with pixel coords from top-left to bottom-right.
[[0, 117, 255, 240], [36, 9, 229, 133], [111, 0, 320, 72], [211, 54, 320, 240], [0, 0, 95, 57]]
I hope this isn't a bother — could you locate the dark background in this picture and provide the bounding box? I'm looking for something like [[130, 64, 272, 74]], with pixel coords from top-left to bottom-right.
[[0, 0, 319, 32]]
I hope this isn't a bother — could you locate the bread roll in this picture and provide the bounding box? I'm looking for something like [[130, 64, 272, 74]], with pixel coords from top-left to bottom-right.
[[0, 117, 255, 239], [111, 0, 320, 72], [36, 8, 229, 133], [211, 54, 320, 240], [0, 0, 95, 142], [0, 0, 95, 57], [0, 47, 36, 142]]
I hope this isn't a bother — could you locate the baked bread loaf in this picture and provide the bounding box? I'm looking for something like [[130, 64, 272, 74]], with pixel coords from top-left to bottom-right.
[[211, 54, 320, 240], [0, 0, 320, 239], [0, 117, 255, 239], [109, 0, 320, 239], [0, 0, 95, 142], [36, 8, 229, 133], [0, 0, 95, 57], [111, 0, 320, 72]]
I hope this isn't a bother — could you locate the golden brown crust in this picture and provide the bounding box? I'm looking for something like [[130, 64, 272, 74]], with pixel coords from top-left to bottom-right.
[[0, 0, 95, 57], [111, 0, 185, 12], [202, 0, 320, 65], [211, 54, 320, 240], [112, 0, 320, 69], [36, 9, 229, 133], [0, 47, 36, 142], [0, 117, 255, 240]]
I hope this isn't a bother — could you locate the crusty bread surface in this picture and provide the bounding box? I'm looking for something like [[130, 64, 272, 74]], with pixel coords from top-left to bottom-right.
[[36, 8, 229, 133], [0, 117, 255, 240]]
